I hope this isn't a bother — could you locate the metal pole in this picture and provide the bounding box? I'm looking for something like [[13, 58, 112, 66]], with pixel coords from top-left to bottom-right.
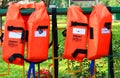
[[93, 61, 96, 78], [108, 33, 114, 78], [0, 16, 1, 28], [69, 0, 71, 7], [0, 16, 2, 45], [22, 65, 25, 78], [38, 64, 40, 78], [52, 8, 58, 78], [96, 0, 99, 4], [0, 7, 120, 16]]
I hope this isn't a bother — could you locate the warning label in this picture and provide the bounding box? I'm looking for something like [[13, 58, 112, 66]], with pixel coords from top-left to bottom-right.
[[8, 40, 18, 47]]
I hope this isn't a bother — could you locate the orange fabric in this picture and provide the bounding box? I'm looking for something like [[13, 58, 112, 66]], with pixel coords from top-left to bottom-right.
[[27, 2, 50, 62], [20, 3, 35, 9], [63, 5, 88, 62], [2, 3, 25, 65], [2, 1, 50, 65], [87, 4, 112, 60]]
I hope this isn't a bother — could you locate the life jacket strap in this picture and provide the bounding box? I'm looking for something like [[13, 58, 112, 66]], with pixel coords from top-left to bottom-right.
[[8, 53, 45, 64], [7, 26, 25, 41], [0, 33, 4, 43], [27, 62, 36, 78], [89, 60, 95, 75], [62, 29, 66, 37], [90, 27, 94, 39], [71, 21, 88, 26], [104, 22, 111, 29], [8, 26, 24, 31], [37, 26, 48, 30], [37, 26, 48, 34], [72, 49, 87, 58]]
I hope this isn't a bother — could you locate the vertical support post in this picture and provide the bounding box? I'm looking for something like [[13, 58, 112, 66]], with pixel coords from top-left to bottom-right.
[[0, 16, 2, 45], [2, 75, 4, 78], [52, 8, 58, 78], [0, 16, 2, 46], [69, 0, 71, 7], [96, 0, 99, 4], [38, 64, 40, 78], [93, 61, 96, 78], [22, 65, 25, 78], [108, 33, 114, 78], [0, 16, 2, 31]]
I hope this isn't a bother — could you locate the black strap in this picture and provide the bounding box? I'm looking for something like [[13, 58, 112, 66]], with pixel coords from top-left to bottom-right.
[[49, 40, 53, 48], [25, 30, 28, 42], [37, 26, 48, 30], [71, 21, 88, 26], [7, 26, 25, 41], [104, 22, 111, 29], [8, 54, 45, 64], [90, 27, 94, 39], [0, 33, 4, 43], [8, 35, 52, 64], [72, 49, 87, 58], [107, 7, 112, 13], [8, 26, 24, 31], [37, 26, 48, 34], [62, 29, 66, 37]]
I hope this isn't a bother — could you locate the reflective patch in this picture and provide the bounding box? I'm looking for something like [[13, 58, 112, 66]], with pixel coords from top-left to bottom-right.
[[34, 31, 47, 37], [73, 28, 86, 35], [101, 28, 110, 34], [9, 32, 22, 38]]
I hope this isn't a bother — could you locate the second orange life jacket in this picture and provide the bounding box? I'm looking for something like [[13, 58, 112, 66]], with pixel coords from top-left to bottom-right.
[[63, 5, 88, 62], [27, 2, 50, 62], [87, 4, 112, 60]]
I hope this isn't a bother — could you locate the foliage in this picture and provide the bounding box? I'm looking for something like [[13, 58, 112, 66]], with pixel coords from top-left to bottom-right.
[[49, 0, 68, 8], [112, 22, 120, 78], [102, 0, 120, 6]]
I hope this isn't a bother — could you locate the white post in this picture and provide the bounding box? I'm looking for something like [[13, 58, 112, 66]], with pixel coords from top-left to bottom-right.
[[69, 0, 71, 6], [96, 0, 100, 4]]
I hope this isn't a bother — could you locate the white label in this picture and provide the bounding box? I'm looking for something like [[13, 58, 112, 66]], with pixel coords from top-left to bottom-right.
[[35, 31, 47, 37], [9, 32, 22, 39], [73, 28, 86, 35], [101, 28, 110, 34]]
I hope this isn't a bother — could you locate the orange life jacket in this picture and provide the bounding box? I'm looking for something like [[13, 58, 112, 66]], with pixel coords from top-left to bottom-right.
[[63, 5, 88, 62], [2, 1, 50, 65], [27, 2, 50, 62], [2, 3, 26, 65], [87, 4, 112, 60]]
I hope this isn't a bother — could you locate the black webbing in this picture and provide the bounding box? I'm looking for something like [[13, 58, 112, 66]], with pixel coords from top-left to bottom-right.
[[8, 54, 45, 64], [107, 7, 112, 13], [37, 26, 48, 30], [104, 22, 111, 29], [49, 40, 53, 48], [7, 26, 24, 31], [37, 26, 48, 34], [72, 49, 87, 58], [62, 29, 66, 37], [90, 27, 94, 39], [0, 33, 4, 43], [25, 30, 28, 42], [71, 21, 88, 26]]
